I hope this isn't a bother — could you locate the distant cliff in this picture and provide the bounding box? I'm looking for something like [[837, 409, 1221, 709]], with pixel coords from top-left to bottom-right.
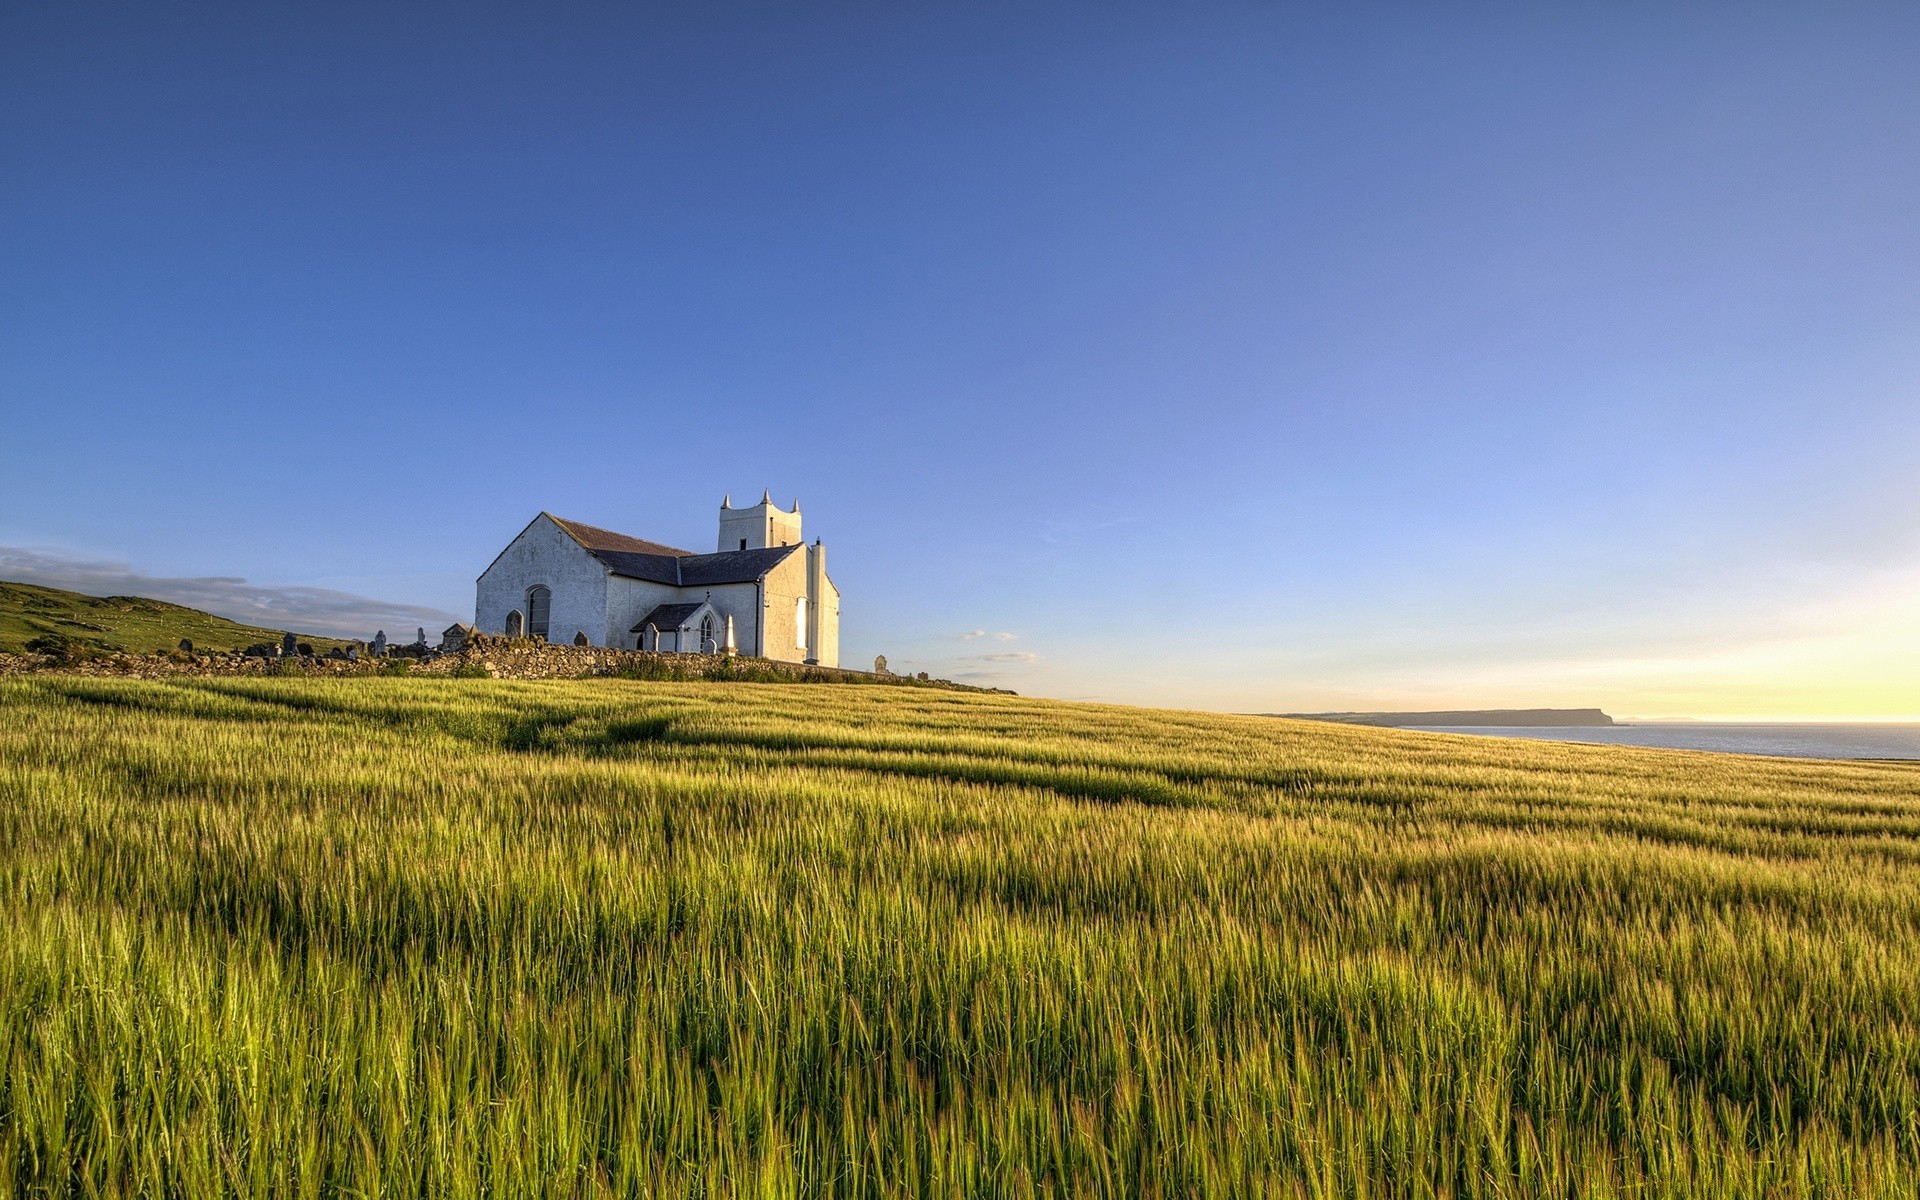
[[1274, 708, 1616, 728]]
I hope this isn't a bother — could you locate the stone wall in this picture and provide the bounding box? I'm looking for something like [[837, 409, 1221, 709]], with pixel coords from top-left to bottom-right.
[[0, 637, 1004, 692]]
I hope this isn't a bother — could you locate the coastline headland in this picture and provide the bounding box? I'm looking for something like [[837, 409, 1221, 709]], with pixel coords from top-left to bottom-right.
[[1274, 708, 1617, 728]]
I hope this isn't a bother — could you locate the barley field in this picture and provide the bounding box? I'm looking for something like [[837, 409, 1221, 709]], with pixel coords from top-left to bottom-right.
[[3, 676, 1919, 1198]]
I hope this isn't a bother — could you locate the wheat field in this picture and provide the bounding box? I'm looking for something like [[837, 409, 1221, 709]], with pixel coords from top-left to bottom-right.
[[3, 675, 1919, 1197]]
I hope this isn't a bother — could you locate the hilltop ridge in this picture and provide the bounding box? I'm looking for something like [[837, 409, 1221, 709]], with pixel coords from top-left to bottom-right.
[[0, 579, 352, 656]]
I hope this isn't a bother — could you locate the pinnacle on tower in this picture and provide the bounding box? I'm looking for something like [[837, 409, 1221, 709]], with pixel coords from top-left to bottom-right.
[[761, 488, 772, 504], [721, 493, 732, 509]]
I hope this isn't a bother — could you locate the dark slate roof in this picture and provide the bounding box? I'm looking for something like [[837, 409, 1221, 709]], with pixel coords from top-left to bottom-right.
[[677, 544, 801, 585], [550, 514, 803, 586], [548, 516, 692, 558], [632, 602, 707, 632], [584, 549, 686, 585]]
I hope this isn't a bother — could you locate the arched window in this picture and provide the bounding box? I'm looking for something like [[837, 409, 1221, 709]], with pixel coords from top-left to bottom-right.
[[700, 613, 715, 653], [795, 596, 808, 650], [505, 610, 524, 638], [527, 586, 551, 641]]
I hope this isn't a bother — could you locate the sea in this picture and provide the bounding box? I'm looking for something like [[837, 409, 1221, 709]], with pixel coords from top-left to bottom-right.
[[1406, 723, 1920, 761]]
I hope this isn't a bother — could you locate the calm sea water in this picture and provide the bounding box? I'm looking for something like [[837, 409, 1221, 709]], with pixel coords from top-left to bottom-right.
[[1407, 724, 1920, 761]]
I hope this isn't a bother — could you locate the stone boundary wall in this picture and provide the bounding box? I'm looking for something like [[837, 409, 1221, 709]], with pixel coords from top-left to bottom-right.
[[0, 638, 1007, 693]]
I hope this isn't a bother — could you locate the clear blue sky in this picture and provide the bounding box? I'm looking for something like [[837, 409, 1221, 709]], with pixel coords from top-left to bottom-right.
[[4, 3, 1918, 716]]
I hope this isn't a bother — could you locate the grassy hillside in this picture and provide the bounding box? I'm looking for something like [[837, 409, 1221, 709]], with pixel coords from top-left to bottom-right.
[[4, 677, 1919, 1197], [0, 579, 353, 655]]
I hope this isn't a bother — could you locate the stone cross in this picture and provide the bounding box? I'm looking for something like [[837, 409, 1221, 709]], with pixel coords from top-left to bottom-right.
[[416, 627, 426, 648], [372, 631, 387, 657], [874, 655, 888, 675]]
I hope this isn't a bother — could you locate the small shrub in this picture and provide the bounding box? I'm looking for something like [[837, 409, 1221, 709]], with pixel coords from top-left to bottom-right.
[[611, 657, 680, 682], [382, 659, 412, 675], [451, 663, 490, 679]]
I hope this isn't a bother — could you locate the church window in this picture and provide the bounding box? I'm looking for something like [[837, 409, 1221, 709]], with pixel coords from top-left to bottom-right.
[[505, 610, 524, 638], [700, 613, 715, 652], [795, 596, 808, 650], [527, 586, 551, 641]]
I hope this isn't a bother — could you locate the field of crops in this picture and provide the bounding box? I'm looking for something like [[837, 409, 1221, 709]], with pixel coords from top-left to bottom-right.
[[4, 676, 1919, 1197]]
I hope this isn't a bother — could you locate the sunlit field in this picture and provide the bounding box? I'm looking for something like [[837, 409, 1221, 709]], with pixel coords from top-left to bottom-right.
[[4, 676, 1920, 1197]]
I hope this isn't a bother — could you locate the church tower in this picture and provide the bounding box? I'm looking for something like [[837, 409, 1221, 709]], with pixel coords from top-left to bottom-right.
[[718, 490, 802, 551]]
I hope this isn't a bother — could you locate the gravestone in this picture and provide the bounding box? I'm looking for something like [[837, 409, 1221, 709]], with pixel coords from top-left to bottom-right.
[[416, 627, 427, 649], [346, 646, 359, 662], [573, 631, 589, 646], [873, 655, 888, 675], [281, 632, 298, 658], [178, 638, 193, 653], [372, 631, 387, 657]]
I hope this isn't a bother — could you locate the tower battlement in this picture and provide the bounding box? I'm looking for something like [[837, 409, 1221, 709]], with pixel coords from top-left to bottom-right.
[[718, 490, 802, 551]]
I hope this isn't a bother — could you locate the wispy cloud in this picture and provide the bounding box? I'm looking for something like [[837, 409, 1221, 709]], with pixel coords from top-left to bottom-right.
[[0, 546, 461, 639], [960, 630, 1019, 641], [1038, 514, 1139, 545], [961, 651, 1040, 664]]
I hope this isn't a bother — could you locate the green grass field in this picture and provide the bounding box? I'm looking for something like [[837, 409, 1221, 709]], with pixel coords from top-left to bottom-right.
[[4, 676, 1919, 1197], [0, 581, 353, 656]]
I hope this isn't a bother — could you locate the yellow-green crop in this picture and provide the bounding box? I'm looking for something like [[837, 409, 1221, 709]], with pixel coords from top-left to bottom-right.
[[3, 676, 1919, 1197]]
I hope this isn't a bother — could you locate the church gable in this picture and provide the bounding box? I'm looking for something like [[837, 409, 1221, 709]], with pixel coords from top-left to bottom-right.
[[474, 514, 611, 645], [631, 599, 729, 654]]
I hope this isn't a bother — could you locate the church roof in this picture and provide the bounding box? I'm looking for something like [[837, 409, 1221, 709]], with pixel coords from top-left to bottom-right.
[[592, 544, 801, 585], [631, 602, 708, 632], [547, 516, 692, 558], [548, 514, 802, 586]]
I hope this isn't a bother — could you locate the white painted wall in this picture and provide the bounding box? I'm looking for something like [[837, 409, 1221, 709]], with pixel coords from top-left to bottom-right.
[[475, 515, 610, 644], [814, 569, 841, 669], [603, 574, 687, 649], [757, 551, 811, 664], [605, 577, 763, 653], [701, 583, 761, 655]]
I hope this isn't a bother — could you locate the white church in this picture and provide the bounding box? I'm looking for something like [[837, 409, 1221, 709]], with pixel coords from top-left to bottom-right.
[[474, 493, 840, 666]]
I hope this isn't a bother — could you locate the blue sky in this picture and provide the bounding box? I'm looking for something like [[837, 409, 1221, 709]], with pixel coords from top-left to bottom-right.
[[4, 3, 1918, 716]]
